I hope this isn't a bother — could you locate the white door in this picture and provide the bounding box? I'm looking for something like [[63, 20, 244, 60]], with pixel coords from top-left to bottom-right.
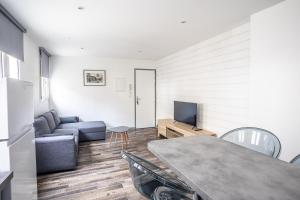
[[135, 69, 156, 128]]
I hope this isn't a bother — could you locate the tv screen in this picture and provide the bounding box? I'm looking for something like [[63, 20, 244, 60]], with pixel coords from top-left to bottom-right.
[[174, 101, 197, 126]]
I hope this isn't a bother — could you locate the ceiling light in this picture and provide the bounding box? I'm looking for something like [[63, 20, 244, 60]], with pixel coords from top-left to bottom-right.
[[80, 47, 84, 50], [77, 6, 85, 10], [180, 20, 187, 24], [138, 50, 142, 53]]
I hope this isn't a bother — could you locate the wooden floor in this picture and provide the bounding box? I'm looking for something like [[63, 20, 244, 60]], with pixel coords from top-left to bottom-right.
[[37, 128, 167, 200]]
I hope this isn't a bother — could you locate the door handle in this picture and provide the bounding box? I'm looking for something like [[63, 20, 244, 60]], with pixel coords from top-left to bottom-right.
[[136, 97, 141, 105]]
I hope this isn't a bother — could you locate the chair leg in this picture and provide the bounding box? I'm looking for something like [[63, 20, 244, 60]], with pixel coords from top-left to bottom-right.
[[124, 132, 128, 148], [109, 132, 114, 146], [193, 193, 202, 200], [126, 132, 129, 145], [121, 133, 124, 149], [115, 132, 118, 143]]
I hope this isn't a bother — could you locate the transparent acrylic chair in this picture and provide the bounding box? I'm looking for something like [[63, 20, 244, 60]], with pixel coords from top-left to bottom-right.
[[153, 186, 201, 200], [121, 151, 196, 200], [220, 127, 281, 158], [290, 154, 300, 166]]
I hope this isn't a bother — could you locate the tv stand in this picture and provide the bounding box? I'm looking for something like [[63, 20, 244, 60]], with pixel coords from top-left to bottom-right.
[[157, 119, 217, 138]]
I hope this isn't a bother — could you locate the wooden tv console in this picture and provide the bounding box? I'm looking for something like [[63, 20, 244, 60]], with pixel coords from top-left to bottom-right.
[[157, 119, 217, 138]]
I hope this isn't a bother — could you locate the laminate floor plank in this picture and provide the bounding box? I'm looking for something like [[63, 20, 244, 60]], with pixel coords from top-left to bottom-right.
[[38, 128, 162, 200]]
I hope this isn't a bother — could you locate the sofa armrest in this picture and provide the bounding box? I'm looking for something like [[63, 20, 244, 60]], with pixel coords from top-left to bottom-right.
[[52, 129, 79, 137], [60, 116, 79, 124], [35, 135, 77, 174], [37, 133, 66, 137]]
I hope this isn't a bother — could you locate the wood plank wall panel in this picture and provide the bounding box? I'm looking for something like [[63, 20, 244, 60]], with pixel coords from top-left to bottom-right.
[[156, 23, 250, 135]]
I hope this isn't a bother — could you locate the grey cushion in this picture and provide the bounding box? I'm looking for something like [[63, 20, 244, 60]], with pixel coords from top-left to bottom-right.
[[42, 112, 57, 132], [53, 129, 79, 137], [34, 116, 52, 137], [58, 121, 106, 133], [60, 116, 79, 124], [50, 109, 61, 126], [52, 129, 79, 154]]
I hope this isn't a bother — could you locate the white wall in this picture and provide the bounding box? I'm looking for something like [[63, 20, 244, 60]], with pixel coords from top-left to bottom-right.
[[156, 23, 250, 135], [249, 0, 300, 161], [50, 56, 154, 127], [20, 35, 49, 116], [48, 0, 299, 161], [156, 0, 299, 161]]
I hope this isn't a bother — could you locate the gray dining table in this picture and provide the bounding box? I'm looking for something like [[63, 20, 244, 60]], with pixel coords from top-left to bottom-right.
[[0, 171, 13, 200], [148, 135, 300, 200]]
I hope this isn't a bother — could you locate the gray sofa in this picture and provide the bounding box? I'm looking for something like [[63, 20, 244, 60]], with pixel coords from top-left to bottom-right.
[[34, 109, 106, 174]]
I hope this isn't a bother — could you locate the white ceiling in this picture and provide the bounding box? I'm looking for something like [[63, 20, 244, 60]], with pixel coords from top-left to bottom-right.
[[1, 0, 283, 60]]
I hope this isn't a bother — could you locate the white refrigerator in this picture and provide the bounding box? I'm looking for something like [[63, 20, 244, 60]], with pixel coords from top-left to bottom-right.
[[0, 78, 37, 200]]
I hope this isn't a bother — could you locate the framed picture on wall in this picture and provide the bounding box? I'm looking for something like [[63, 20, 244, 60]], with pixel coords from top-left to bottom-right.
[[83, 70, 106, 86]]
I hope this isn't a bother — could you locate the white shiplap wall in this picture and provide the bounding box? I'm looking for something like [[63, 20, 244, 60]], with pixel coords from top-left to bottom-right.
[[156, 23, 250, 135]]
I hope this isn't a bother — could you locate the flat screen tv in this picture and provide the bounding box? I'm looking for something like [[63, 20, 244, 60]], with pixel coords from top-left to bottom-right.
[[174, 101, 197, 126]]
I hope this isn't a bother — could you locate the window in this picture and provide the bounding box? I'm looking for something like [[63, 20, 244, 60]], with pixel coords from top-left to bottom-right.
[[0, 51, 20, 79], [0, 53, 3, 78], [7, 54, 20, 79], [39, 48, 50, 101], [41, 77, 49, 101]]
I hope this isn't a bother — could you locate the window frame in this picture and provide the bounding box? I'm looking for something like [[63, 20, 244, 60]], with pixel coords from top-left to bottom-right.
[[40, 76, 49, 101], [0, 52, 3, 78], [0, 51, 20, 79], [39, 48, 50, 102]]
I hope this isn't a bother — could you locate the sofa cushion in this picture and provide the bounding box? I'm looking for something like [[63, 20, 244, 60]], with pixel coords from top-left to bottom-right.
[[50, 109, 61, 126], [34, 116, 52, 137], [60, 116, 79, 124], [42, 112, 57, 132], [58, 121, 106, 133], [52, 129, 79, 154], [52, 129, 79, 137]]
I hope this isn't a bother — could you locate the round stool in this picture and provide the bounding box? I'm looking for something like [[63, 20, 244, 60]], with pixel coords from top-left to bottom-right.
[[108, 126, 130, 149]]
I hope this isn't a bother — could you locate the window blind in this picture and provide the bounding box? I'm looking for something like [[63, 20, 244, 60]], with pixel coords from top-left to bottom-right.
[[39, 47, 51, 78], [0, 4, 26, 61]]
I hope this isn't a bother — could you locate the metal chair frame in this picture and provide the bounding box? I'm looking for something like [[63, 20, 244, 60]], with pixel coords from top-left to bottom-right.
[[290, 154, 300, 164]]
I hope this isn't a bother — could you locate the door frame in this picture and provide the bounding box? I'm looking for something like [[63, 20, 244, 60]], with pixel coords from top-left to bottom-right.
[[134, 68, 157, 129]]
